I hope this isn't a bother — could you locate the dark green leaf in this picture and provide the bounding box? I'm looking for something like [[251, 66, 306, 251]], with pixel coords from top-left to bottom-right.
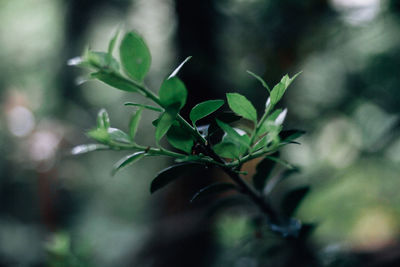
[[119, 32, 151, 82], [166, 123, 194, 154], [226, 93, 257, 122], [150, 163, 205, 193], [124, 102, 163, 112], [155, 108, 178, 142], [213, 141, 240, 159], [112, 151, 146, 176], [282, 186, 310, 217], [91, 71, 141, 93], [270, 72, 301, 105], [216, 120, 250, 148], [190, 99, 224, 125], [168, 56, 192, 79], [252, 154, 278, 192], [159, 77, 187, 109], [97, 108, 110, 129], [247, 70, 270, 92], [71, 144, 109, 155], [129, 108, 143, 140], [108, 128, 131, 144], [280, 129, 306, 143], [190, 182, 237, 202]]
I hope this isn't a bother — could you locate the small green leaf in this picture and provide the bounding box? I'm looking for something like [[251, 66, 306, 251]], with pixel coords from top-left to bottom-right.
[[108, 29, 119, 55], [155, 108, 178, 142], [124, 102, 163, 112], [270, 72, 301, 105], [213, 141, 240, 159], [71, 144, 109, 155], [216, 120, 250, 148], [252, 154, 278, 192], [112, 151, 146, 176], [168, 56, 192, 79], [159, 77, 187, 109], [166, 123, 194, 154], [282, 186, 310, 217], [191, 183, 237, 202], [91, 71, 141, 93], [226, 93, 257, 122], [85, 51, 120, 71], [150, 163, 205, 193], [108, 128, 131, 144], [119, 32, 151, 82], [87, 128, 109, 143], [97, 109, 110, 129], [129, 108, 143, 140], [247, 70, 270, 92], [190, 99, 224, 125]]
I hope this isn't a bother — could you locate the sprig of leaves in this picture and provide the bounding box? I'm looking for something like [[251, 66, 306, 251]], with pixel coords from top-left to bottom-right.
[[70, 30, 307, 238]]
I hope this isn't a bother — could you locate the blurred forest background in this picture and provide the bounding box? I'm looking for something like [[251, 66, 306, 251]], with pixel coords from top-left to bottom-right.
[[1, 0, 400, 266]]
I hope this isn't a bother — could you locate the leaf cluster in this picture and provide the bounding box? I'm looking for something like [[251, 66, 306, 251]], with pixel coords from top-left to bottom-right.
[[70, 30, 309, 238]]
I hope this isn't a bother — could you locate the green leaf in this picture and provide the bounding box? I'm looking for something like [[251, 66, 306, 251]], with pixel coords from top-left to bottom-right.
[[108, 29, 119, 55], [108, 128, 131, 144], [282, 186, 310, 217], [270, 72, 301, 105], [166, 123, 194, 154], [159, 77, 187, 109], [213, 141, 240, 159], [119, 31, 151, 82], [112, 151, 146, 176], [87, 128, 109, 143], [252, 154, 278, 192], [129, 108, 143, 140], [216, 120, 250, 148], [85, 51, 120, 71], [280, 129, 306, 143], [124, 102, 163, 112], [226, 93, 257, 122], [168, 56, 192, 79], [190, 99, 224, 125], [155, 108, 178, 142], [150, 163, 205, 193], [247, 70, 270, 92], [97, 108, 110, 129], [91, 71, 141, 93], [71, 144, 109, 155], [190, 182, 237, 202]]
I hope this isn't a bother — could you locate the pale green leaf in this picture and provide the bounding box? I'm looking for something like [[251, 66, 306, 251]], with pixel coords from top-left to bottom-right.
[[97, 108, 110, 129], [247, 70, 270, 92], [270, 72, 301, 105], [129, 108, 143, 140], [226, 93, 257, 122]]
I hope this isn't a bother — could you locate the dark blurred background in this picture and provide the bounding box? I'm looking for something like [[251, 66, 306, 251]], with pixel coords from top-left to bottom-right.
[[1, 0, 400, 266]]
